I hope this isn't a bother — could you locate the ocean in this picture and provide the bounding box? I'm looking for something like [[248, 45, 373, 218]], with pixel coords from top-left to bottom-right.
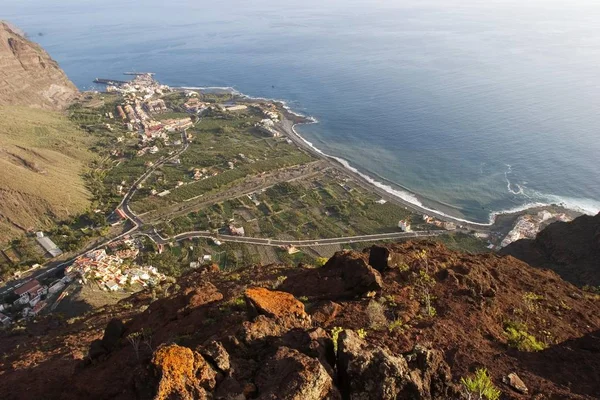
[[4, 0, 600, 224]]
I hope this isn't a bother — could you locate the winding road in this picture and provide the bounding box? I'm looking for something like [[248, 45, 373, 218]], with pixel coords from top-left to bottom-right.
[[0, 119, 450, 298]]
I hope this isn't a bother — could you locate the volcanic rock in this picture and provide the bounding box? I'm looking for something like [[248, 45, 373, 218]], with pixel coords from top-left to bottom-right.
[[244, 287, 308, 320], [505, 372, 528, 394], [0, 21, 78, 109], [336, 330, 456, 400], [501, 212, 600, 286], [185, 282, 223, 310], [255, 346, 336, 400], [368, 245, 391, 272], [311, 301, 342, 326], [281, 251, 383, 300], [200, 340, 230, 373], [150, 344, 216, 400], [100, 318, 125, 352]]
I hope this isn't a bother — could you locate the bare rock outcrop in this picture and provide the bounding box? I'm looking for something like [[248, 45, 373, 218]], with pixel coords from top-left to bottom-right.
[[368, 245, 392, 272], [280, 251, 383, 300], [311, 301, 342, 326], [0, 21, 78, 109], [88, 318, 125, 360], [336, 330, 457, 400], [243, 287, 311, 342], [255, 347, 337, 400], [150, 344, 216, 400], [199, 340, 231, 373], [501, 212, 600, 286]]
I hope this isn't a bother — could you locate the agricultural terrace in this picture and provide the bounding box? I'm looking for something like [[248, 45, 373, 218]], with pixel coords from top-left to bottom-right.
[[128, 105, 314, 216]]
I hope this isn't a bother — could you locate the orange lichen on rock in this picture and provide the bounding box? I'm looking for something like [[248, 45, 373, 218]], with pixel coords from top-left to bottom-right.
[[151, 344, 216, 400], [244, 287, 307, 320]]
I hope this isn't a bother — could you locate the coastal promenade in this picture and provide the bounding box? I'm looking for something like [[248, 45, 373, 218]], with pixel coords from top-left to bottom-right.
[[277, 118, 491, 233]]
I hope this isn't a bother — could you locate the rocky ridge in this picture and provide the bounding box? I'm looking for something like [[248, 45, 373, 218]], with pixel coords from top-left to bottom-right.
[[0, 240, 598, 400], [0, 21, 78, 110], [501, 212, 600, 287]]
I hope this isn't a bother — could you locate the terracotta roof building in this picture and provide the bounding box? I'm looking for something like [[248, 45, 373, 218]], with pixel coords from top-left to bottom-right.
[[14, 279, 42, 298]]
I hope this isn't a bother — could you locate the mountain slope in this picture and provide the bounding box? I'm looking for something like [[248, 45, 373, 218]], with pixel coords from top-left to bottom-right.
[[0, 241, 598, 400], [501, 213, 600, 287], [0, 106, 94, 242], [0, 22, 92, 243], [0, 21, 78, 110]]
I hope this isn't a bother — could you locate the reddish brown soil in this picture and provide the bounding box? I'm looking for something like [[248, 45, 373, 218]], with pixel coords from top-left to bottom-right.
[[0, 240, 598, 400]]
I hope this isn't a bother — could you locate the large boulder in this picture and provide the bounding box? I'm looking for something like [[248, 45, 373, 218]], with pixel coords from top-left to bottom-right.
[[88, 339, 107, 360], [280, 251, 383, 300], [101, 318, 125, 352], [255, 346, 337, 400], [150, 344, 216, 400], [336, 330, 456, 400], [184, 282, 223, 310], [199, 340, 231, 373], [327, 252, 383, 297], [368, 245, 391, 272], [242, 314, 312, 343], [337, 330, 410, 399], [405, 344, 456, 399], [281, 328, 336, 377], [242, 288, 311, 342], [245, 287, 308, 320]]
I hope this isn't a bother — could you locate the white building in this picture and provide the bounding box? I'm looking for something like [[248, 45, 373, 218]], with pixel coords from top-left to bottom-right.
[[398, 220, 411, 232]]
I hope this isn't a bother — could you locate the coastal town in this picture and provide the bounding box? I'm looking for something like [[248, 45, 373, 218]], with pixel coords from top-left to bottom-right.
[[0, 72, 582, 326], [0, 234, 172, 326]]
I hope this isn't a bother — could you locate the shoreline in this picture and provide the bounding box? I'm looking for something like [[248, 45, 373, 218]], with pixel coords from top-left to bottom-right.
[[276, 116, 490, 232], [99, 83, 591, 232], [274, 111, 585, 233], [216, 88, 591, 231]]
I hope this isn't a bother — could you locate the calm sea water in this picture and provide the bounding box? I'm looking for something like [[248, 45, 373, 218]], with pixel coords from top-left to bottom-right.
[[4, 0, 600, 223]]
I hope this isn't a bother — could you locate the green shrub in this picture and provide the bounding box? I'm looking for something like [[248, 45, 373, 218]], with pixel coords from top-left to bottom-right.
[[315, 257, 329, 267], [388, 319, 404, 333], [272, 275, 287, 289], [356, 328, 367, 339], [504, 321, 547, 352], [219, 297, 246, 312], [331, 326, 343, 353], [523, 292, 544, 312], [460, 368, 501, 400]]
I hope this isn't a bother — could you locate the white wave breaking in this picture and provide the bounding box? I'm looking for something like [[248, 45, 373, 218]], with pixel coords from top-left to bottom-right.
[[291, 123, 600, 226], [289, 123, 495, 226], [184, 85, 600, 226], [504, 164, 528, 196]]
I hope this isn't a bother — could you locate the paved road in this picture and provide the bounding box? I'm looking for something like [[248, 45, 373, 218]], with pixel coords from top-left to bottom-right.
[[0, 115, 454, 298], [0, 133, 190, 297], [141, 229, 447, 247], [119, 132, 190, 227]]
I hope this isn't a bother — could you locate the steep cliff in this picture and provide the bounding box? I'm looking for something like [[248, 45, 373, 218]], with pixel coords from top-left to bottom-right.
[[0, 22, 91, 243], [0, 21, 78, 110], [1, 241, 598, 400], [501, 213, 600, 287]]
